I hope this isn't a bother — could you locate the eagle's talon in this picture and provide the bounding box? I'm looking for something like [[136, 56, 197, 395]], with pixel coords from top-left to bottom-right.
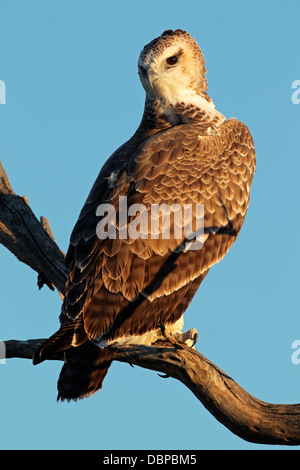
[[192, 333, 198, 347], [173, 328, 198, 348]]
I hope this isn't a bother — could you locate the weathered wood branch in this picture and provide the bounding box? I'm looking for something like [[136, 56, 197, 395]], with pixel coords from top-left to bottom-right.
[[4, 338, 300, 446], [1, 160, 300, 446], [0, 161, 67, 296]]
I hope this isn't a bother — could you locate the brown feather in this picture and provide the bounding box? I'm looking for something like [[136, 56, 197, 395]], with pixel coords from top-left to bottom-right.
[[34, 30, 256, 401]]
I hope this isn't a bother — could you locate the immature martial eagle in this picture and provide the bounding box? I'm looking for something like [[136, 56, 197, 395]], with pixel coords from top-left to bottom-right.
[[34, 29, 256, 400]]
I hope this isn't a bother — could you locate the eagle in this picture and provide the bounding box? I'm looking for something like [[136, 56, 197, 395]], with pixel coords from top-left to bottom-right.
[[33, 29, 256, 401]]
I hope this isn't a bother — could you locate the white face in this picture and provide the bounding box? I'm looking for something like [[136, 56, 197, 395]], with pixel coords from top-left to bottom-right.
[[137, 33, 222, 120], [138, 41, 222, 123], [138, 44, 192, 104]]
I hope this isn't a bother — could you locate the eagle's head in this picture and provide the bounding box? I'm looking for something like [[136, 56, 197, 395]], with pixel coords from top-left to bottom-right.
[[138, 29, 208, 106]]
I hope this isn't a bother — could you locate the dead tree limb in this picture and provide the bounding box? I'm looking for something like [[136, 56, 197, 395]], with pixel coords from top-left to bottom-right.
[[1, 159, 300, 446], [0, 161, 67, 296]]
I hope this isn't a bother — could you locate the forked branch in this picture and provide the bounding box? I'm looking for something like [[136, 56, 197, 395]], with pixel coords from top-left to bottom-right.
[[1, 160, 300, 446]]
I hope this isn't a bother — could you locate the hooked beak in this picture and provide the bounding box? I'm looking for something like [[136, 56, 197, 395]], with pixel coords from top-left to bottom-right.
[[147, 65, 155, 90], [139, 63, 155, 91]]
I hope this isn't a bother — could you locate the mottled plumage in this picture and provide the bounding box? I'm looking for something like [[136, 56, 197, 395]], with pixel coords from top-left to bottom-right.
[[33, 29, 256, 401]]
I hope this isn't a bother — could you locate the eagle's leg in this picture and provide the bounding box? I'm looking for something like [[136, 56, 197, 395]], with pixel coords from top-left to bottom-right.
[[158, 322, 183, 349]]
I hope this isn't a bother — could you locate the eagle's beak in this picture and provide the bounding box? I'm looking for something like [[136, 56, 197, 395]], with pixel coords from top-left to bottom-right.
[[147, 65, 155, 90]]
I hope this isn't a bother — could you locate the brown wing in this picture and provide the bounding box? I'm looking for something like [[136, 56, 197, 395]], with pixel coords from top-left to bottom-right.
[[62, 118, 255, 344]]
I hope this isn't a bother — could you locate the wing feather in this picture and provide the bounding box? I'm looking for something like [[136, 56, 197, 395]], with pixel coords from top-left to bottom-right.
[[61, 118, 255, 342]]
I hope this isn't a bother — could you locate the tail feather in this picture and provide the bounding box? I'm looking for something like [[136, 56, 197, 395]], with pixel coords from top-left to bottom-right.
[[57, 344, 115, 401], [33, 323, 115, 401]]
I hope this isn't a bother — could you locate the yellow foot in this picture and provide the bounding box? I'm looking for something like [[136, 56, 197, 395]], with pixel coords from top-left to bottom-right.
[[174, 328, 198, 348], [158, 323, 198, 349]]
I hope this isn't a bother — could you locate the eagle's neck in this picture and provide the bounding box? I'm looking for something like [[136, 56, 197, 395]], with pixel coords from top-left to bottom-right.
[[138, 92, 226, 138]]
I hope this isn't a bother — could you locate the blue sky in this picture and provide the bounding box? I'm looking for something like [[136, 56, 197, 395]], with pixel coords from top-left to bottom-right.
[[0, 0, 299, 450]]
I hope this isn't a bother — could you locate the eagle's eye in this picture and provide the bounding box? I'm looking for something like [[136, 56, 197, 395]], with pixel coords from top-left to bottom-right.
[[166, 56, 178, 65]]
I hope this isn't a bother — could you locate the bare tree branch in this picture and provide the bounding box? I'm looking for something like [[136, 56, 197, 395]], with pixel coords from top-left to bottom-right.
[[0, 160, 67, 296], [1, 160, 300, 446], [4, 338, 300, 446]]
